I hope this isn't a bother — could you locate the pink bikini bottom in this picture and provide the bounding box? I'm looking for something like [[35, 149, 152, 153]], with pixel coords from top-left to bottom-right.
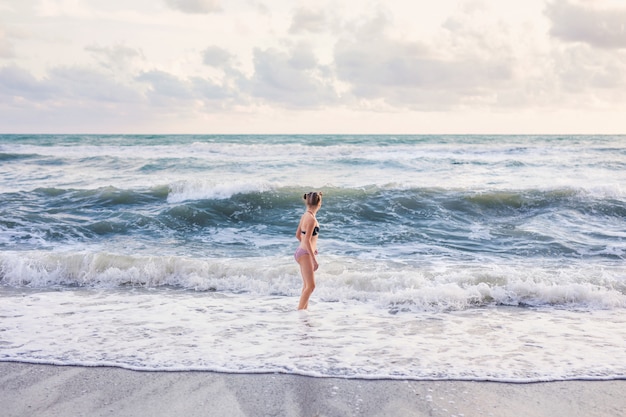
[[294, 247, 318, 261]]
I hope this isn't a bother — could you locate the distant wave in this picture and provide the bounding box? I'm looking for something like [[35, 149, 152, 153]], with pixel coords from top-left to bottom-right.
[[0, 152, 40, 162], [2, 184, 625, 260], [166, 179, 277, 203]]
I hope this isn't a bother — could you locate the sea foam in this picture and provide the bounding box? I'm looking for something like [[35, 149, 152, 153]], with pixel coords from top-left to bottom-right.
[[2, 250, 624, 311]]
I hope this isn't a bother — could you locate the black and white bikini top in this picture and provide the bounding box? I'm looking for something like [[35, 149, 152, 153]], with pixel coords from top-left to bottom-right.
[[301, 226, 320, 236]]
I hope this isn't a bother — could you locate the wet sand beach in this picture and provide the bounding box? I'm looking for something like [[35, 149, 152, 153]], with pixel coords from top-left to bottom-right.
[[1, 362, 625, 417]]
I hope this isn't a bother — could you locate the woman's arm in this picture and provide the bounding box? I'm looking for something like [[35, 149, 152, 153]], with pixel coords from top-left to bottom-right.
[[295, 217, 303, 242]]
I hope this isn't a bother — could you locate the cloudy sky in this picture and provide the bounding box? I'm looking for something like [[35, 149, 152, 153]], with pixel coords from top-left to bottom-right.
[[1, 0, 625, 133]]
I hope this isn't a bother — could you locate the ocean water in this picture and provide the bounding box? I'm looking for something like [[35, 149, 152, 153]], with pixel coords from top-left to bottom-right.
[[1, 134, 625, 382]]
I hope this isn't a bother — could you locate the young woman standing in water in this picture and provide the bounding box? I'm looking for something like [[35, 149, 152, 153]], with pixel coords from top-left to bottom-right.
[[294, 191, 322, 310]]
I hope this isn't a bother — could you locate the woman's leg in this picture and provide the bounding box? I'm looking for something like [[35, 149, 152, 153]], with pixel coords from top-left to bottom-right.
[[297, 255, 316, 310]]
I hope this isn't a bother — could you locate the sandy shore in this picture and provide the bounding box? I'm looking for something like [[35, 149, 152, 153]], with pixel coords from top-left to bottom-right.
[[1, 362, 624, 417]]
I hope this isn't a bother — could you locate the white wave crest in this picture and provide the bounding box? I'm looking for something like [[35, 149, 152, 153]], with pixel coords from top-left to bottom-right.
[[167, 179, 276, 203], [1, 251, 624, 311]]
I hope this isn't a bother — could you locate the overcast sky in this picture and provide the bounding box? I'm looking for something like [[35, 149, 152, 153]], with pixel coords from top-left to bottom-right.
[[1, 0, 625, 134]]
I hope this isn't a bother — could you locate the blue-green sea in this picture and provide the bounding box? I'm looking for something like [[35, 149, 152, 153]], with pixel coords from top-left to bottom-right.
[[1, 134, 625, 381]]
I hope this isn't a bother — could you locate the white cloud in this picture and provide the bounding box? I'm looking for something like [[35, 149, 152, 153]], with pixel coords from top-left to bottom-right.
[[202, 46, 235, 68], [289, 7, 327, 34], [0, 66, 54, 100], [552, 44, 626, 103], [537, 0, 626, 111], [49, 66, 141, 103], [136, 69, 239, 110], [333, 9, 514, 110], [137, 70, 193, 102], [247, 44, 337, 108], [0, 30, 15, 58], [0, 23, 33, 59], [0, 0, 625, 133], [164, 0, 221, 14], [1, 65, 141, 103], [545, 0, 626, 49], [85, 44, 144, 72], [0, 63, 149, 132]]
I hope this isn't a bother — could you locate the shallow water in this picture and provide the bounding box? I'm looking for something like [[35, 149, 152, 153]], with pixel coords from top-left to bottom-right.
[[2, 287, 625, 382]]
